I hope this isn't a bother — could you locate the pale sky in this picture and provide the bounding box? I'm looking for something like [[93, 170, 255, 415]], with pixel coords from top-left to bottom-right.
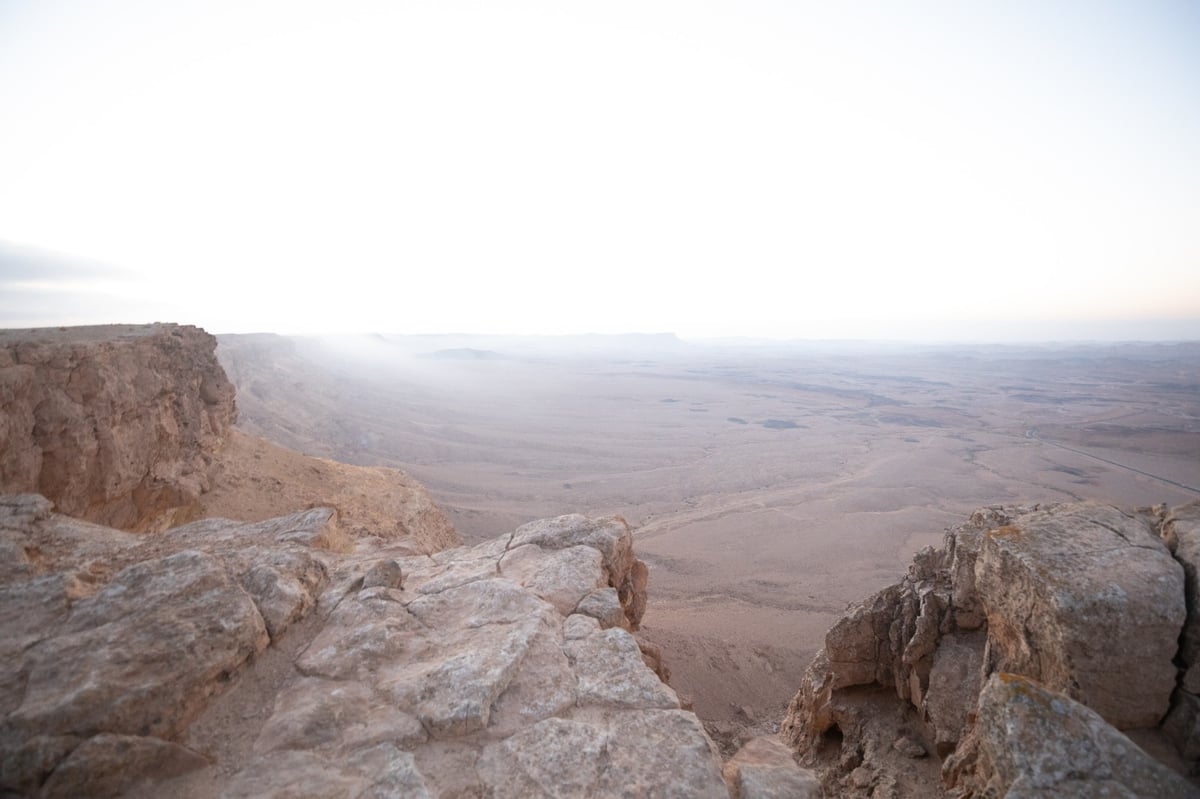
[[1, 0, 1198, 340]]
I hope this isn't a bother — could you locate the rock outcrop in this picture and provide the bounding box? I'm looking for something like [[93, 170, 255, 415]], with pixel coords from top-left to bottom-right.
[[0, 497, 730, 798], [0, 324, 236, 531], [781, 501, 1200, 798], [949, 673, 1195, 798]]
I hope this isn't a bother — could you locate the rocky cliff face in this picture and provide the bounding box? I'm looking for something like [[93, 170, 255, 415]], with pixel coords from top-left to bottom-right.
[[0, 497, 734, 797], [781, 501, 1200, 798], [0, 324, 236, 532]]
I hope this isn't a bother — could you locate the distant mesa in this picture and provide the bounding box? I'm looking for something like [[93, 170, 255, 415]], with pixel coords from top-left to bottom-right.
[[727, 417, 748, 424], [420, 347, 504, 360], [660, 398, 681, 403], [761, 419, 800, 430]]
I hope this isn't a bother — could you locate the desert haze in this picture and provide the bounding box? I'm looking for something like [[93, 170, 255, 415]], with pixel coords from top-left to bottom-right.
[[216, 333, 1200, 743]]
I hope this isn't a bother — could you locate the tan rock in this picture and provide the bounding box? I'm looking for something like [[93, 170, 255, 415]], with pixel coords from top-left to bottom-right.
[[254, 678, 426, 754], [565, 626, 681, 710], [724, 736, 822, 799], [0, 324, 236, 531], [510, 514, 649, 628], [964, 673, 1197, 798], [7, 550, 268, 741], [923, 631, 984, 756], [783, 502, 1196, 796], [39, 734, 208, 799], [500, 542, 605, 616], [476, 709, 728, 799], [1, 500, 729, 798], [975, 504, 1185, 729]]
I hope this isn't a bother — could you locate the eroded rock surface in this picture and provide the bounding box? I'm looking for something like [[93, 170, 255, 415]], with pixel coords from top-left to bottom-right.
[[0, 500, 727, 798], [782, 501, 1200, 798], [0, 324, 236, 531], [950, 673, 1196, 798]]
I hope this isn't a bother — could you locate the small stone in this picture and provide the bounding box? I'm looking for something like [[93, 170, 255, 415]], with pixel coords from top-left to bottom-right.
[[848, 765, 874, 788], [362, 559, 404, 590], [892, 735, 926, 758]]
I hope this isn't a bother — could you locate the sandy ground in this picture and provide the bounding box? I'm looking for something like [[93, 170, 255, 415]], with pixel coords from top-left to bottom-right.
[[199, 429, 459, 553], [217, 334, 1200, 731]]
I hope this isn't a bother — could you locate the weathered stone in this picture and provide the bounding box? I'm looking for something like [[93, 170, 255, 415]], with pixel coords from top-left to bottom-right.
[[965, 673, 1197, 798], [575, 586, 626, 628], [565, 626, 681, 710], [486, 616, 577, 737], [8, 550, 268, 741], [783, 502, 1197, 796], [824, 587, 899, 690], [0, 324, 236, 531], [892, 735, 926, 758], [238, 548, 326, 640], [500, 542, 605, 616], [387, 579, 554, 735], [565, 613, 601, 639], [170, 506, 348, 553], [255, 678, 426, 754], [923, 631, 984, 755], [299, 590, 418, 676], [0, 495, 730, 798], [723, 736, 822, 799], [362, 558, 405, 590], [221, 747, 430, 799], [975, 504, 1184, 729], [0, 734, 79, 795], [39, 734, 208, 799], [477, 709, 728, 799], [510, 514, 649, 628]]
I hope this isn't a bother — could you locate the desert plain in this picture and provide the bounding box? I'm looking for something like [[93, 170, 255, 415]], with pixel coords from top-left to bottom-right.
[[216, 333, 1200, 742]]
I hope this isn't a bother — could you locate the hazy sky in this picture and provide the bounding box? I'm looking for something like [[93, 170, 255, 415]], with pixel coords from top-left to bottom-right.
[[1, 0, 1198, 340]]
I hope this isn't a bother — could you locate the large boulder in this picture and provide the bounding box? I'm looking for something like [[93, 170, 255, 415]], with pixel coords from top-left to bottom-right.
[[975, 504, 1184, 729], [782, 502, 1197, 798], [950, 673, 1196, 798], [0, 325, 236, 531]]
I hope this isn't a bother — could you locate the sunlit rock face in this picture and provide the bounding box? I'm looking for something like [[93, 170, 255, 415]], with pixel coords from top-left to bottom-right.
[[781, 500, 1200, 799], [0, 502, 729, 798], [0, 324, 237, 532]]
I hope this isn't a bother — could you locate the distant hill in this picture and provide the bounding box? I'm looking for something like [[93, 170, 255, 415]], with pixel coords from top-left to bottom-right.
[[420, 347, 504, 360]]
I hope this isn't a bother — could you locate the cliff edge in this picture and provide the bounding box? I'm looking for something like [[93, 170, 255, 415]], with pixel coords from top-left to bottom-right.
[[0, 324, 236, 532], [0, 324, 741, 797]]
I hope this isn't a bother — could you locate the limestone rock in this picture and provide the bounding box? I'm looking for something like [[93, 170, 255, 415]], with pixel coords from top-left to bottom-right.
[[975, 504, 1184, 729], [500, 542, 605, 616], [6, 550, 268, 742], [0, 502, 727, 798], [924, 631, 984, 756], [476, 709, 728, 799], [782, 502, 1197, 797], [565, 626, 681, 710], [510, 514, 649, 629], [963, 673, 1197, 798], [0, 324, 236, 531], [724, 736, 822, 798], [39, 734, 208, 799], [362, 558, 404, 590]]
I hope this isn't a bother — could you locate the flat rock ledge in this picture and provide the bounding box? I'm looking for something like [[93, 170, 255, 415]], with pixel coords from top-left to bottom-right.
[[0, 497, 731, 798]]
